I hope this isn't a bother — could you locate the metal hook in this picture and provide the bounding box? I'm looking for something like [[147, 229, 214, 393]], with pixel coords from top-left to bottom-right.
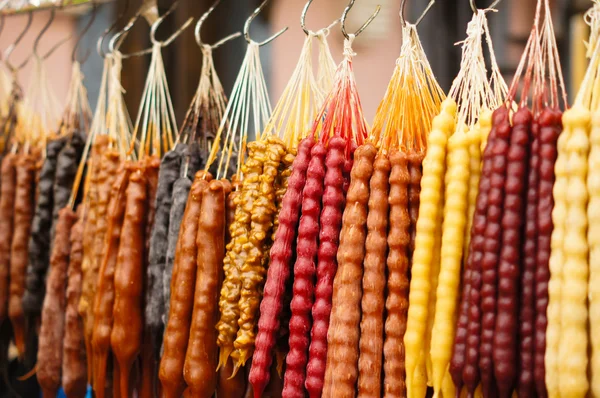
[[301, 0, 339, 36], [195, 0, 241, 50], [244, 0, 288, 46], [97, 0, 130, 58], [4, 12, 33, 73], [341, 0, 380, 40], [150, 0, 193, 47], [33, 8, 73, 60], [72, 2, 98, 64], [470, 0, 502, 13], [107, 10, 154, 58], [400, 0, 435, 27]]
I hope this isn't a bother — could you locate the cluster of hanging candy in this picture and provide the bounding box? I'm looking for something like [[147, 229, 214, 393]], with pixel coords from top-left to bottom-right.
[[4, 0, 600, 397]]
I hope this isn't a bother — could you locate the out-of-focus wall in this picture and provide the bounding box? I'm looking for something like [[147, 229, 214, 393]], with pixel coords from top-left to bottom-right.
[[270, 0, 402, 122], [0, 11, 76, 120]]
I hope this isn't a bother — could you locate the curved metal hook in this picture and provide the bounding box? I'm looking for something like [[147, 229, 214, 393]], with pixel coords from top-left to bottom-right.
[[470, 0, 502, 13], [33, 9, 73, 60], [4, 12, 33, 72], [400, 0, 435, 27], [341, 0, 380, 40], [97, 0, 130, 58], [301, 0, 340, 36], [195, 0, 241, 50], [108, 10, 144, 54], [244, 0, 288, 46], [150, 1, 193, 47], [72, 2, 98, 64]]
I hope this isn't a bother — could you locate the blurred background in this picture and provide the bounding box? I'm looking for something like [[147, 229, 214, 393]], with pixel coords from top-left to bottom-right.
[[0, 0, 591, 124]]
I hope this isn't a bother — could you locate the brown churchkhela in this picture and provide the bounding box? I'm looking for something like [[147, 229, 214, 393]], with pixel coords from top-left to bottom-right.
[[9, 153, 37, 357], [37, 208, 77, 398], [91, 165, 131, 398], [159, 172, 211, 398], [183, 180, 226, 398], [111, 166, 148, 398], [358, 153, 391, 397], [323, 143, 377, 398], [79, 135, 110, 381], [0, 154, 17, 325], [383, 150, 411, 397], [62, 205, 88, 398]]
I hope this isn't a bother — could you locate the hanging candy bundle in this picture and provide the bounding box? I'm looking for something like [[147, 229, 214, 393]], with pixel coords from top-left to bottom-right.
[[362, 3, 445, 396], [35, 51, 91, 398], [405, 3, 508, 398], [158, 1, 289, 397], [446, 1, 566, 398], [248, 3, 340, 398]]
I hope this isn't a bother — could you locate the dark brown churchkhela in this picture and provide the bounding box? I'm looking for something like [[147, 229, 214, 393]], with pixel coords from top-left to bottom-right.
[[37, 208, 77, 398], [111, 167, 148, 398], [52, 133, 85, 238], [9, 153, 37, 358], [23, 138, 66, 316], [145, 148, 182, 359], [62, 205, 87, 398]]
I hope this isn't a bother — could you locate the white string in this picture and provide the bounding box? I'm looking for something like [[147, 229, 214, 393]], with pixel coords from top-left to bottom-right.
[[131, 41, 178, 159]]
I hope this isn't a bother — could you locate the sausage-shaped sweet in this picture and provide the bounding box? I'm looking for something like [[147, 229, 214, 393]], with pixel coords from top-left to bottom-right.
[[430, 131, 470, 395], [251, 137, 313, 398], [85, 150, 120, 377], [519, 113, 539, 398], [0, 154, 17, 325], [111, 167, 148, 398], [146, 149, 182, 331], [558, 105, 590, 398], [37, 208, 77, 398], [91, 166, 131, 398], [404, 98, 456, 396], [218, 358, 247, 398], [535, 107, 561, 398], [493, 107, 531, 398], [545, 106, 571, 398], [52, 133, 85, 239], [79, 135, 110, 382], [358, 152, 390, 397], [217, 143, 264, 368], [183, 180, 226, 398], [382, 150, 410, 398], [282, 142, 326, 398], [590, 108, 600, 398], [23, 138, 65, 316], [62, 205, 87, 398], [322, 143, 377, 398], [407, 151, 423, 260], [159, 174, 209, 398], [305, 137, 345, 398], [163, 176, 192, 324], [234, 137, 286, 368], [144, 155, 160, 234], [455, 121, 494, 395], [464, 126, 482, 260], [479, 107, 511, 398], [9, 153, 37, 357]]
